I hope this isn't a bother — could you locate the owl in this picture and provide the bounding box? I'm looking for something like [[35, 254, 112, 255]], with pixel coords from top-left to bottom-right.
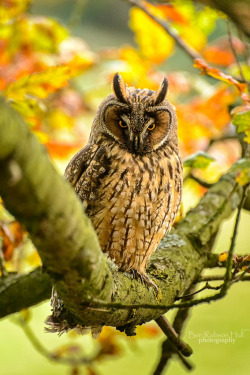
[[65, 73, 182, 288]]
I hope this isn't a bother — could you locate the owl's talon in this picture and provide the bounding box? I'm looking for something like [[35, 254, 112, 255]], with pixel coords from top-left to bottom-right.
[[143, 275, 159, 294], [131, 269, 136, 279], [130, 269, 158, 292]]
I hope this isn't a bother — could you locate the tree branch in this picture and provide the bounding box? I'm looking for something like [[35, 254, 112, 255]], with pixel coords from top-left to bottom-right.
[[0, 268, 51, 318], [0, 98, 246, 330]]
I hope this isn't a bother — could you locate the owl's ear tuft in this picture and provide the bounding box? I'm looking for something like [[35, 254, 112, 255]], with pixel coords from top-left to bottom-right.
[[154, 77, 168, 105], [112, 73, 127, 104]]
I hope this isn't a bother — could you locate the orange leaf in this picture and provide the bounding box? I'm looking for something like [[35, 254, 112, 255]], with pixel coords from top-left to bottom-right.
[[0, 221, 25, 261], [129, 5, 174, 64], [194, 58, 246, 94], [203, 46, 235, 66], [45, 141, 84, 159], [4, 66, 71, 101], [156, 4, 189, 25]]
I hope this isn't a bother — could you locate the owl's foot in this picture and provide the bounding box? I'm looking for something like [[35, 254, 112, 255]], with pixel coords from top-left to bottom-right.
[[130, 269, 158, 293]]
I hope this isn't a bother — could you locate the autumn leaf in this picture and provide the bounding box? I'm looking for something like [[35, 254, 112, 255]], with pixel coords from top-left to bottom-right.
[[46, 140, 84, 159], [0, 0, 31, 21], [218, 252, 228, 262], [97, 327, 122, 358], [230, 158, 250, 186], [118, 46, 160, 89], [136, 324, 161, 338], [0, 220, 25, 261], [129, 4, 174, 64], [4, 66, 71, 101], [203, 46, 235, 66], [232, 108, 250, 144], [20, 16, 69, 54], [194, 58, 246, 94], [156, 4, 189, 25], [183, 151, 215, 169]]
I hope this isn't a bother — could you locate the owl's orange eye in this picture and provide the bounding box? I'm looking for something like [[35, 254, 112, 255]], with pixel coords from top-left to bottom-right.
[[119, 119, 127, 128], [148, 123, 156, 131]]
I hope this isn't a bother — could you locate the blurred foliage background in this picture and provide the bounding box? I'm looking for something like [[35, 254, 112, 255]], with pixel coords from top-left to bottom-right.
[[0, 0, 249, 374]]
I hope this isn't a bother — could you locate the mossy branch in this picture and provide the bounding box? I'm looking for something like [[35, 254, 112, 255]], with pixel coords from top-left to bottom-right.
[[0, 98, 244, 329]]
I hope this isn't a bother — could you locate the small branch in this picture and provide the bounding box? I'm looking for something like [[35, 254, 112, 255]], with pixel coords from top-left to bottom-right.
[[154, 329, 193, 374], [155, 315, 193, 357], [208, 135, 237, 148], [153, 287, 195, 375], [232, 265, 250, 283], [0, 268, 51, 318], [176, 282, 222, 299], [227, 21, 250, 91], [125, 0, 201, 61], [227, 21, 246, 83], [221, 185, 248, 293], [189, 174, 214, 188], [68, 0, 88, 28], [12, 316, 94, 366], [0, 237, 8, 277], [197, 274, 250, 282]]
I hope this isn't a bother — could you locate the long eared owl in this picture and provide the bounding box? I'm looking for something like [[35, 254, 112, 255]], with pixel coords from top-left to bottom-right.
[[65, 73, 182, 286]]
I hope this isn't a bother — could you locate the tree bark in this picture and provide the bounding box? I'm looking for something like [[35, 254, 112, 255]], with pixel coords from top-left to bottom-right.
[[0, 98, 244, 329]]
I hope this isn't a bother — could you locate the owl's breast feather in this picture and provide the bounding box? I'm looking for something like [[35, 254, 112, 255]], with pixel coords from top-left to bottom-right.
[[85, 145, 182, 273]]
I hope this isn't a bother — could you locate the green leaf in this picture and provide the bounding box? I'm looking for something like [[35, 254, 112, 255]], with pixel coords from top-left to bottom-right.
[[232, 110, 250, 132], [183, 151, 215, 169], [232, 110, 250, 144], [230, 158, 250, 186]]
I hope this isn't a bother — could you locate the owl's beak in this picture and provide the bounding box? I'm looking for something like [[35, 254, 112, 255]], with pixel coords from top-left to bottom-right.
[[131, 134, 143, 153]]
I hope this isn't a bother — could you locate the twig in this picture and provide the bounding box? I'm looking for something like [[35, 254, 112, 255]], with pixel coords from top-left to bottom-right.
[[197, 274, 250, 282], [227, 21, 250, 91], [232, 265, 250, 283], [0, 237, 8, 277], [204, 253, 248, 268], [155, 315, 193, 357], [189, 174, 214, 188], [12, 316, 94, 366], [176, 282, 222, 300], [153, 287, 195, 374], [208, 135, 237, 148], [237, 28, 250, 67], [125, 0, 201, 61], [155, 340, 193, 374], [68, 0, 88, 28], [221, 185, 248, 292]]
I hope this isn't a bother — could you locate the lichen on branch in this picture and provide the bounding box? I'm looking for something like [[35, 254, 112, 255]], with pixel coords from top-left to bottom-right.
[[0, 98, 245, 329]]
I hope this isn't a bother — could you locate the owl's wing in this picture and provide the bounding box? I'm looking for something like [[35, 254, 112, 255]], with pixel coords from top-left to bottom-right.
[[65, 145, 111, 205], [64, 145, 91, 187]]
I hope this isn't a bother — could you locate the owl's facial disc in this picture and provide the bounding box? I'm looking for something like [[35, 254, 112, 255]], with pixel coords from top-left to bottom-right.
[[102, 74, 173, 154], [103, 103, 172, 154]]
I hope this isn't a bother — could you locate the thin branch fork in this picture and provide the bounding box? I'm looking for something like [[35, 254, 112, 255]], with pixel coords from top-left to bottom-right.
[[125, 0, 201, 61], [153, 286, 196, 374]]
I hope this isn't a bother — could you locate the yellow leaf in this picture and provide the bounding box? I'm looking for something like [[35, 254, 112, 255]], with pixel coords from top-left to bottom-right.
[[219, 252, 228, 262], [129, 5, 174, 64], [119, 46, 158, 89], [0, 0, 31, 21], [33, 130, 50, 144], [4, 66, 71, 101]]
